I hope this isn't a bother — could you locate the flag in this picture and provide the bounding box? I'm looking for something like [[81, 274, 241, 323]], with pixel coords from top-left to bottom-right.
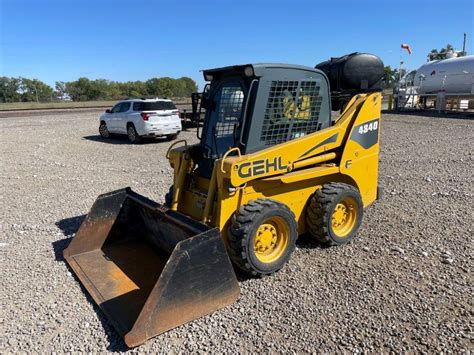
[[401, 44, 412, 54]]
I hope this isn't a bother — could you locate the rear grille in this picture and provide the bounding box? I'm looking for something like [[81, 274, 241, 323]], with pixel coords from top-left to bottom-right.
[[261, 80, 323, 146]]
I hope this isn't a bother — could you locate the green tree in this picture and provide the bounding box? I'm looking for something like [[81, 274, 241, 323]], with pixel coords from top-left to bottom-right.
[[382, 66, 395, 89], [65, 78, 91, 101], [156, 77, 175, 97], [55, 81, 67, 100], [118, 81, 148, 98], [18, 78, 54, 102], [392, 68, 407, 84], [428, 43, 465, 60], [440, 44, 454, 53], [177, 77, 198, 97], [66, 77, 105, 101], [0, 77, 21, 102], [62, 76, 198, 101], [382, 66, 409, 89], [146, 77, 173, 97], [145, 77, 197, 97], [94, 79, 119, 100]]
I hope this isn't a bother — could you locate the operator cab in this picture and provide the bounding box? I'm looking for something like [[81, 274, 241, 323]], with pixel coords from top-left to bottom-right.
[[195, 64, 331, 178]]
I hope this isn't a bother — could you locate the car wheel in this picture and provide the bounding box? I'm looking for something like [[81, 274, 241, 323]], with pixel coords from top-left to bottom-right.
[[99, 122, 110, 138], [127, 124, 142, 144]]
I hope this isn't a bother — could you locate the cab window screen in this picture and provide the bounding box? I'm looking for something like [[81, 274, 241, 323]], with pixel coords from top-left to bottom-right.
[[261, 80, 322, 145], [215, 86, 244, 138], [133, 102, 177, 111]]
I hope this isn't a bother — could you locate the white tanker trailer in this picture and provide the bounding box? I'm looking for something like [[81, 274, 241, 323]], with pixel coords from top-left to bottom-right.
[[414, 55, 474, 95], [398, 55, 474, 110]]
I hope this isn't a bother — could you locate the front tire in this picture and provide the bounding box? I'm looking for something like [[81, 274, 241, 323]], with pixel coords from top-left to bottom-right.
[[228, 199, 297, 277], [127, 124, 142, 144], [99, 121, 110, 138], [306, 183, 363, 246]]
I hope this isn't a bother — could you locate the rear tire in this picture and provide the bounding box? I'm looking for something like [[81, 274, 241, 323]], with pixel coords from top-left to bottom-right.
[[127, 124, 142, 144], [306, 183, 363, 246], [99, 121, 110, 138], [228, 199, 297, 277]]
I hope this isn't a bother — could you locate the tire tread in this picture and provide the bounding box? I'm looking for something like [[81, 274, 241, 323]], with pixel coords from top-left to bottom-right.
[[228, 199, 296, 277], [306, 183, 362, 246]]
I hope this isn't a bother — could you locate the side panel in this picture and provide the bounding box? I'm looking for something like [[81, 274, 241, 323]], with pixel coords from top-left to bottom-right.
[[224, 95, 367, 187], [340, 93, 381, 206], [216, 169, 351, 240], [179, 189, 207, 221]]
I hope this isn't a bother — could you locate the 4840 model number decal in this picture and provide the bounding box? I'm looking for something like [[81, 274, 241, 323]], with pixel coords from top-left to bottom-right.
[[358, 120, 378, 135], [350, 118, 380, 149]]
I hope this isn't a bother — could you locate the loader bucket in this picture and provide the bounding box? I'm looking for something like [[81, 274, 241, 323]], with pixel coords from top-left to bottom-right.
[[63, 188, 239, 348]]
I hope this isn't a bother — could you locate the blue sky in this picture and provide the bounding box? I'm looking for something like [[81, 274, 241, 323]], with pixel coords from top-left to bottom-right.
[[1, 0, 473, 89]]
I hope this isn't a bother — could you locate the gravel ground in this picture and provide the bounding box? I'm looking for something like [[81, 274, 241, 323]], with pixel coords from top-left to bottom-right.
[[0, 112, 472, 353]]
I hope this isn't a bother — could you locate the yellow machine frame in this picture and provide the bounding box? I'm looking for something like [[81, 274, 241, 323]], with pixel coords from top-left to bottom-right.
[[168, 92, 381, 243]]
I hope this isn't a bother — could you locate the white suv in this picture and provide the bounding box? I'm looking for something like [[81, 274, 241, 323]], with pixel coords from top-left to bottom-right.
[[99, 98, 182, 143]]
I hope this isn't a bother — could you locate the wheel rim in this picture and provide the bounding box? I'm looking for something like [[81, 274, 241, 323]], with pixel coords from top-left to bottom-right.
[[253, 216, 289, 264], [331, 196, 358, 238], [128, 127, 135, 141], [100, 124, 109, 137]]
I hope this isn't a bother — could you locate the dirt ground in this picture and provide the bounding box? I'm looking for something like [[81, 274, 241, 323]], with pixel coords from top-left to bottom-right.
[[0, 111, 472, 353]]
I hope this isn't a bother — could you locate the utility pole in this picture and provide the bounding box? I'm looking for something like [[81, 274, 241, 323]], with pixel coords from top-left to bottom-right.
[[398, 59, 403, 85], [462, 33, 467, 55], [34, 85, 38, 103], [394, 58, 403, 111]]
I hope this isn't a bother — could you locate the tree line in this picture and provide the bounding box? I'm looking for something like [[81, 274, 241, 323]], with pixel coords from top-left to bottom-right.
[[2, 44, 465, 102], [0, 76, 198, 103], [429, 43, 467, 61], [382, 66, 407, 89]]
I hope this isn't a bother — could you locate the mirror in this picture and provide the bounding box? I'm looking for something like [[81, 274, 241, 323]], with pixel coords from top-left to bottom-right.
[[105, 109, 111, 113]]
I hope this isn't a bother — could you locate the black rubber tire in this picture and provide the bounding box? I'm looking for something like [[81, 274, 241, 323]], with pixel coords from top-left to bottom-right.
[[228, 199, 297, 277], [99, 121, 110, 138], [127, 124, 142, 144], [164, 185, 173, 207], [306, 183, 363, 246], [166, 133, 179, 141]]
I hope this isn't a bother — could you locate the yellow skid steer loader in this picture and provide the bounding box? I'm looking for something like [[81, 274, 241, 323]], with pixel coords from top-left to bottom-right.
[[64, 62, 382, 347]]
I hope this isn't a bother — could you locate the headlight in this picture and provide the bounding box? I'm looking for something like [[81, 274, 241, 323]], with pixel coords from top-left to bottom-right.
[[244, 66, 254, 77]]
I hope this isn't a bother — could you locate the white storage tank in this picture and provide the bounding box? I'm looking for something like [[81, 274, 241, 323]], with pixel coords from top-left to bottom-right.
[[414, 55, 474, 95]]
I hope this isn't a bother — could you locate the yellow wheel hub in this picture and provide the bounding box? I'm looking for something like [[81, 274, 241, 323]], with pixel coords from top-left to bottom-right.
[[253, 217, 289, 264], [331, 197, 358, 238]]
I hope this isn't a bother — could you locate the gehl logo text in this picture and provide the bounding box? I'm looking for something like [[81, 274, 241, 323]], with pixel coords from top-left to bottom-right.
[[237, 157, 288, 178]]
